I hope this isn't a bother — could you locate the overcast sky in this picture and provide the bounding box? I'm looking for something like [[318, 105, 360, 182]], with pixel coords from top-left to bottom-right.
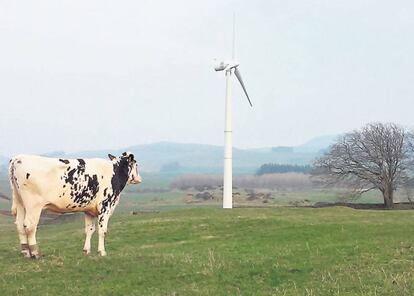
[[1, 1, 414, 156]]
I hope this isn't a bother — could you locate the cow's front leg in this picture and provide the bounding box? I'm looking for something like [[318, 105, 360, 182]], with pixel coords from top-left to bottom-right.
[[97, 211, 111, 256], [83, 213, 95, 255]]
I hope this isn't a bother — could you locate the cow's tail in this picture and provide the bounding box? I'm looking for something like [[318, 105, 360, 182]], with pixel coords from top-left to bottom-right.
[[9, 158, 18, 216]]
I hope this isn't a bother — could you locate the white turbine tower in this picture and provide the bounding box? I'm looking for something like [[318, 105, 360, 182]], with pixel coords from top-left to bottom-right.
[[214, 17, 252, 209]]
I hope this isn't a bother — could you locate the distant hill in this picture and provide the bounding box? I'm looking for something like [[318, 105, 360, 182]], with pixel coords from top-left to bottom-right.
[[294, 135, 339, 153], [0, 136, 338, 174], [63, 140, 327, 174]]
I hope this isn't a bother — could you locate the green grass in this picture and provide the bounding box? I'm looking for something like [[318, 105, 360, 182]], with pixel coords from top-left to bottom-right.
[[1, 207, 414, 295]]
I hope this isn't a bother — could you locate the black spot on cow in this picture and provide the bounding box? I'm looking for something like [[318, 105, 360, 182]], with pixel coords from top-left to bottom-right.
[[88, 174, 99, 194], [26, 173, 30, 179], [13, 177, 19, 189], [77, 159, 86, 174], [59, 159, 70, 164], [111, 157, 130, 196], [66, 168, 77, 185]]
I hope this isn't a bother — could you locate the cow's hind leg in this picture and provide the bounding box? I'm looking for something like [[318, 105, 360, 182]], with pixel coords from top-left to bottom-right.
[[83, 213, 96, 255], [23, 204, 43, 259], [10, 173, 30, 257], [14, 201, 30, 258]]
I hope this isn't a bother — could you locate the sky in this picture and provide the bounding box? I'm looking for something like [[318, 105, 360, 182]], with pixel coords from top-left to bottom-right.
[[1, 0, 414, 156]]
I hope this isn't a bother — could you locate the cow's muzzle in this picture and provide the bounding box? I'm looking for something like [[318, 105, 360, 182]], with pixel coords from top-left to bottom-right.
[[130, 177, 142, 184]]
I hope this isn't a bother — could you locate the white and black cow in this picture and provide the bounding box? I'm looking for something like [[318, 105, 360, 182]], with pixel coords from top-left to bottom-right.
[[9, 152, 141, 258]]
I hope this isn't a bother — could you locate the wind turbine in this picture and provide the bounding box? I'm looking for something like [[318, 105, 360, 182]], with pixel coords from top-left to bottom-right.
[[214, 16, 252, 209]]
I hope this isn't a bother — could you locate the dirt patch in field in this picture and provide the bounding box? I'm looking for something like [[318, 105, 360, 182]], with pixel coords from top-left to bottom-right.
[[311, 202, 414, 210]]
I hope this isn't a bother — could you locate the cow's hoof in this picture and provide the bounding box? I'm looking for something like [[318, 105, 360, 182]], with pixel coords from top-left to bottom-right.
[[21, 244, 31, 258], [98, 250, 107, 257], [21, 251, 31, 258], [30, 253, 42, 259], [83, 249, 90, 256], [29, 244, 42, 259]]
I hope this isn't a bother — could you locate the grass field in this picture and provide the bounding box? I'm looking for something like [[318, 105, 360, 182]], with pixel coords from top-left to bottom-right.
[[1, 207, 414, 295]]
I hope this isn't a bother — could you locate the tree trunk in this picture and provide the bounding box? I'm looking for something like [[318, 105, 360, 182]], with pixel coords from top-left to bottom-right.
[[382, 184, 394, 209]]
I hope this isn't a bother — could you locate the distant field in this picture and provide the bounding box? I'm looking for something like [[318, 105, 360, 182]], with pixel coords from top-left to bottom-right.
[[0, 175, 392, 212], [1, 207, 414, 295], [1, 170, 407, 212], [0, 172, 407, 212]]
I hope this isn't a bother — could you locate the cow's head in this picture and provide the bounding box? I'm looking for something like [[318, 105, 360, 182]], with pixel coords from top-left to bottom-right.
[[108, 152, 142, 184]]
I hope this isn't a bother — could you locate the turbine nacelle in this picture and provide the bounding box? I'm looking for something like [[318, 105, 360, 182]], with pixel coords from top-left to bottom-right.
[[213, 59, 240, 72]]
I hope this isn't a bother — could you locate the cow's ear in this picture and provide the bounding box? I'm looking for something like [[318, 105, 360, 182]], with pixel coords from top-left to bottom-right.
[[128, 154, 134, 162], [108, 154, 116, 161]]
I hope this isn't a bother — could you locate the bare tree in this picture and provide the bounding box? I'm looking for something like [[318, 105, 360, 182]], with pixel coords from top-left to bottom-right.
[[313, 123, 414, 208]]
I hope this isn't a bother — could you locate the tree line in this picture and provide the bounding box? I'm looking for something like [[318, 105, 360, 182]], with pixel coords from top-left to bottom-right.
[[171, 173, 312, 191], [256, 163, 311, 175]]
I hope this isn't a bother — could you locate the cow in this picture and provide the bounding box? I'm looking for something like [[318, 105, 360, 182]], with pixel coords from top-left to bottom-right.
[[9, 152, 141, 258]]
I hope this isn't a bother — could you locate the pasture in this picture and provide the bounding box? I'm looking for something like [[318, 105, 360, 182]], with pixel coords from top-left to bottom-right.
[[1, 207, 414, 295]]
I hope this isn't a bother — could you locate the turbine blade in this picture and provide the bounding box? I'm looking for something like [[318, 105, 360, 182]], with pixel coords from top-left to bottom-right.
[[234, 67, 252, 107], [232, 13, 236, 60]]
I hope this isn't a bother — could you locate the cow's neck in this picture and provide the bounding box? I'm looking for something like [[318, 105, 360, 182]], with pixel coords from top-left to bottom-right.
[[111, 159, 129, 196]]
